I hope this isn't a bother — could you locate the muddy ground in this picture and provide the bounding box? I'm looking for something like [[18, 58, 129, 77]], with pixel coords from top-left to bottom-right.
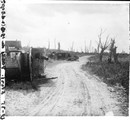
[[5, 56, 128, 116]]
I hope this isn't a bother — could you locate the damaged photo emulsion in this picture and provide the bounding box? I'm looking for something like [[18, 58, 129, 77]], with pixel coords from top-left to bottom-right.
[[4, 2, 129, 116]]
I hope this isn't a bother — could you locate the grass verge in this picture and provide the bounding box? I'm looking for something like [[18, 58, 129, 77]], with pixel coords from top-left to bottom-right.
[[82, 54, 129, 116], [82, 54, 129, 95]]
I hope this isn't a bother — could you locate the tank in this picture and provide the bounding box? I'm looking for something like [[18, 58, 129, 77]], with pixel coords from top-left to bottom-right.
[[5, 41, 32, 82], [5, 41, 48, 83], [5, 50, 31, 82]]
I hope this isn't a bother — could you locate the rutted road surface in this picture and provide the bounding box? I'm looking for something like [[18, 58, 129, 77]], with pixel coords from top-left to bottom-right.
[[6, 56, 125, 116]]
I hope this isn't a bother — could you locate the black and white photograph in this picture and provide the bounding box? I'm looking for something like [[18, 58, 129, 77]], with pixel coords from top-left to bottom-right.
[[0, 0, 129, 119]]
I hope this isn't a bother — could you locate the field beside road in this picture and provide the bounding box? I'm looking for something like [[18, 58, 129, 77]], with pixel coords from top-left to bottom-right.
[[82, 54, 129, 115], [82, 54, 129, 94]]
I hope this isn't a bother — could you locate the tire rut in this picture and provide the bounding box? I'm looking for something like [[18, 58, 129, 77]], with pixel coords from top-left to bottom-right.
[[29, 67, 65, 115]]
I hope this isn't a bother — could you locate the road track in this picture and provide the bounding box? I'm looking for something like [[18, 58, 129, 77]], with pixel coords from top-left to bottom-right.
[[6, 56, 125, 116], [28, 56, 121, 116]]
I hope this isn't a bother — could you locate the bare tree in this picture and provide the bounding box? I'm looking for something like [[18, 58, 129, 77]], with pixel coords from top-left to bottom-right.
[[84, 40, 87, 53], [48, 40, 50, 50], [54, 38, 56, 49], [108, 38, 118, 63], [99, 35, 110, 61], [58, 42, 60, 51], [96, 28, 106, 53], [97, 29, 110, 62], [71, 41, 74, 51], [113, 46, 118, 63], [89, 40, 92, 53]]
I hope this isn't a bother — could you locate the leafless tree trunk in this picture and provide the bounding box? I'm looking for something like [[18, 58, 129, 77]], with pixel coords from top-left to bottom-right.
[[71, 41, 74, 51], [58, 42, 60, 51], [54, 38, 56, 49], [109, 39, 118, 63], [97, 29, 110, 62], [113, 47, 118, 63], [99, 48, 105, 62], [84, 40, 87, 53], [94, 48, 98, 53], [108, 39, 115, 63], [48, 40, 50, 50], [89, 40, 92, 53]]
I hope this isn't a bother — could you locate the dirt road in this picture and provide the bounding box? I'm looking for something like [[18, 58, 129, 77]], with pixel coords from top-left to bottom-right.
[[6, 56, 126, 116]]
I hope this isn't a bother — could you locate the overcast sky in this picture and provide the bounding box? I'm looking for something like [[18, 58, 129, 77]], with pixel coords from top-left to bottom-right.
[[6, 2, 129, 53]]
